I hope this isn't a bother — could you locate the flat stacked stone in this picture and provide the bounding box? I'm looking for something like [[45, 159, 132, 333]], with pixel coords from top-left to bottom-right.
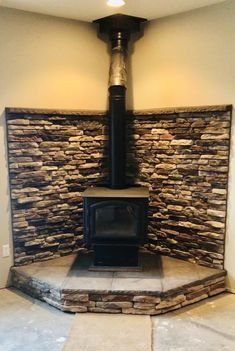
[[6, 105, 232, 269], [127, 105, 231, 269], [6, 109, 108, 265]]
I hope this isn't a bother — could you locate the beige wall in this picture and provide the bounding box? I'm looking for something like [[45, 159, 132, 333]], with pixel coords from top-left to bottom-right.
[[0, 7, 109, 288], [1, 1, 235, 290], [131, 0, 235, 290]]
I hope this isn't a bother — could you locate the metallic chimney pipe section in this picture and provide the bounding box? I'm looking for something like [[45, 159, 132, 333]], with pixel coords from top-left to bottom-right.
[[109, 32, 128, 88], [94, 14, 146, 189]]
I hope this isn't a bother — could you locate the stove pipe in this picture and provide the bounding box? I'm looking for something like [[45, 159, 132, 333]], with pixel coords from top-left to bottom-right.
[[94, 14, 147, 189]]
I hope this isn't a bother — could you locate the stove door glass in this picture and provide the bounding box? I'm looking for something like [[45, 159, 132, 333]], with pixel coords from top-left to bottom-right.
[[93, 201, 138, 239]]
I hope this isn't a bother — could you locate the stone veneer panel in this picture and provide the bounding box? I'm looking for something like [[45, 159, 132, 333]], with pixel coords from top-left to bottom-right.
[[6, 105, 232, 269], [6, 110, 108, 265]]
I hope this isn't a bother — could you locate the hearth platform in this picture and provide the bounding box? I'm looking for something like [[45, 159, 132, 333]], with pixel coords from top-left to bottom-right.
[[11, 253, 226, 316]]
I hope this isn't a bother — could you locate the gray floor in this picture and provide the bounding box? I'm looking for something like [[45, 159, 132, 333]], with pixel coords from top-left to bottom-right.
[[152, 293, 235, 351], [0, 288, 235, 351], [0, 289, 74, 351], [63, 313, 152, 351]]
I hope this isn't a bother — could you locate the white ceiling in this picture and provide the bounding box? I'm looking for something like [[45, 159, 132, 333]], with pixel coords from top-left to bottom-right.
[[0, 0, 226, 22]]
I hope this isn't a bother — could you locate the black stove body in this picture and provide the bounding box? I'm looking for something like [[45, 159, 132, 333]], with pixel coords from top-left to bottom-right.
[[82, 14, 149, 268], [83, 187, 148, 267]]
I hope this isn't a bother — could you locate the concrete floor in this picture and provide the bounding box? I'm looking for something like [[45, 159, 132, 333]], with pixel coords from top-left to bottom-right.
[[0, 289, 74, 351], [0, 289, 235, 351], [152, 293, 235, 351]]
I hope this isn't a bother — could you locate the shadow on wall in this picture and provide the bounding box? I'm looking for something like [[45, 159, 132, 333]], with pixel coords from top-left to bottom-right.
[[0, 109, 13, 287], [126, 26, 147, 185], [126, 113, 140, 185], [126, 24, 148, 111]]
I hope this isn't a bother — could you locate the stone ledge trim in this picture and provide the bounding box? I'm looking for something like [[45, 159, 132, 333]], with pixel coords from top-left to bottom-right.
[[131, 104, 233, 115], [6, 104, 232, 117], [6, 107, 106, 117]]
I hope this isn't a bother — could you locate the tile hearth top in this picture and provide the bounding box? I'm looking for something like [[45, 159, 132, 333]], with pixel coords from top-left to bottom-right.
[[11, 252, 225, 296], [11, 252, 226, 315]]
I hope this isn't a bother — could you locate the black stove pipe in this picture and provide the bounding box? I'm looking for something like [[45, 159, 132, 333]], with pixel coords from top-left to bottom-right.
[[109, 85, 126, 188], [94, 14, 147, 189], [108, 30, 128, 188]]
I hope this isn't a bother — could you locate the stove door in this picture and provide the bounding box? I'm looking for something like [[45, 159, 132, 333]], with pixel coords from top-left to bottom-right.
[[90, 200, 139, 241]]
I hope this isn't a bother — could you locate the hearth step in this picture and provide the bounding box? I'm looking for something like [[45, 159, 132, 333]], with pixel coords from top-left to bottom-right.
[[11, 252, 227, 316]]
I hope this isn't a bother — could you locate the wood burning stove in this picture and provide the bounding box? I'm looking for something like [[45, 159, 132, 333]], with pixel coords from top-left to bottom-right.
[[82, 14, 148, 269], [83, 187, 148, 267]]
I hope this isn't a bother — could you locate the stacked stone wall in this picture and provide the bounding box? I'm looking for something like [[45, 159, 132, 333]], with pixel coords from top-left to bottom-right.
[[6, 106, 232, 269], [128, 107, 231, 269], [6, 111, 108, 265]]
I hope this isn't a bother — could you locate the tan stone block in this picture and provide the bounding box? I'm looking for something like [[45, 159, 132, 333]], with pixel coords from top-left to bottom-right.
[[209, 253, 224, 259], [155, 163, 176, 170], [24, 239, 44, 247], [35, 200, 59, 208], [186, 287, 210, 301], [96, 302, 133, 309], [161, 304, 181, 314], [41, 166, 58, 171], [133, 303, 156, 310], [171, 139, 193, 146], [156, 295, 186, 310], [201, 134, 229, 140], [17, 196, 43, 204], [10, 161, 43, 169], [182, 294, 208, 306], [179, 221, 205, 230], [186, 285, 204, 293], [8, 119, 30, 125], [12, 221, 28, 228], [79, 163, 99, 169], [204, 276, 225, 287], [197, 232, 224, 239], [167, 205, 183, 211], [209, 287, 226, 296], [206, 221, 225, 229], [209, 281, 226, 292], [62, 293, 89, 302], [200, 166, 228, 173], [160, 134, 174, 140], [59, 192, 81, 199], [40, 141, 69, 148], [151, 128, 168, 134], [64, 300, 95, 308], [69, 136, 93, 142], [208, 199, 226, 205], [94, 135, 108, 141], [12, 187, 39, 194], [102, 295, 133, 302], [212, 188, 227, 195], [207, 209, 226, 218]]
